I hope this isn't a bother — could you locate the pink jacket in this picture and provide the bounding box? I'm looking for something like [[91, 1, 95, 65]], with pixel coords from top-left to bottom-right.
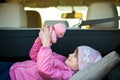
[[10, 37, 76, 80]]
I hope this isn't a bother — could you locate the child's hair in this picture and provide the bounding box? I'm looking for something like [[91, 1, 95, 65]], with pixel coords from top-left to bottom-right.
[[77, 46, 102, 70]]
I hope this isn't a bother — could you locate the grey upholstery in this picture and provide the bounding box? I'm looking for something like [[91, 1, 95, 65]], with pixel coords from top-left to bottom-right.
[[86, 2, 119, 29], [70, 51, 120, 80], [26, 10, 42, 28], [0, 3, 27, 28], [43, 20, 69, 27]]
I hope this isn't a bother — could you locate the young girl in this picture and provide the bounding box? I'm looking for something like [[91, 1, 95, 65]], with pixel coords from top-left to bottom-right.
[[2, 27, 119, 80]]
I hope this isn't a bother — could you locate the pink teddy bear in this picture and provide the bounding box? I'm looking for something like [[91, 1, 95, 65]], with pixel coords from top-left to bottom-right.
[[39, 23, 67, 45]]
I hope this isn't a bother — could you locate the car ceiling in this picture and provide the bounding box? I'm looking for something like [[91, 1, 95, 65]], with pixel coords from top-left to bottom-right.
[[2, 0, 120, 7]]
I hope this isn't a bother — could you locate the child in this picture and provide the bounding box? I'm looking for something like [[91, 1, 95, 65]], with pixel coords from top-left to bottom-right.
[[0, 27, 119, 80], [11, 27, 102, 80]]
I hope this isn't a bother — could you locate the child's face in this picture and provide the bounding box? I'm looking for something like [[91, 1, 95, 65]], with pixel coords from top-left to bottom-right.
[[65, 49, 78, 70]]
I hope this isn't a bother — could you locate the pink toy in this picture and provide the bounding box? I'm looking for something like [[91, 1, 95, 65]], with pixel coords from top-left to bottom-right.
[[39, 23, 67, 45]]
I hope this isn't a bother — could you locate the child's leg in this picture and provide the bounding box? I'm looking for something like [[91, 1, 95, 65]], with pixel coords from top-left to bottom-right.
[[29, 37, 42, 61], [0, 68, 11, 80], [0, 62, 14, 80], [0, 62, 13, 75]]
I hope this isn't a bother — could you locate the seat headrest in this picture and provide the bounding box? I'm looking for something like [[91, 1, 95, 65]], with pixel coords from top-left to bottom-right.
[[43, 20, 69, 27], [86, 2, 118, 28], [0, 3, 27, 28]]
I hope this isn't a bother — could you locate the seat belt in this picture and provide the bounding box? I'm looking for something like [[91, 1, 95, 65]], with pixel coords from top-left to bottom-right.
[[79, 16, 120, 28]]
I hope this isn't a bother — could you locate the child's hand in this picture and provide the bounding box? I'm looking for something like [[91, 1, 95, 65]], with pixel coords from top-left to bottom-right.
[[42, 26, 52, 47]]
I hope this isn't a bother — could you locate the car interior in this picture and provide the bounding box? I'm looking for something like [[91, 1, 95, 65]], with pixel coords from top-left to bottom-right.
[[0, 0, 120, 80]]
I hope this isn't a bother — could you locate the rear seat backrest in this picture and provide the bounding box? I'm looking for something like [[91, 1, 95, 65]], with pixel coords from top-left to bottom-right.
[[43, 20, 69, 27], [86, 2, 119, 29], [0, 3, 27, 28], [26, 10, 42, 28]]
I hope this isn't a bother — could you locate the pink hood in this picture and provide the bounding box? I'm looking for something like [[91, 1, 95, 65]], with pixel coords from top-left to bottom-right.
[[77, 46, 102, 70]]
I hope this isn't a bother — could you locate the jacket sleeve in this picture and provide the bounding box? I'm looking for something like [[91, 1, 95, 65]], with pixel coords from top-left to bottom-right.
[[29, 37, 42, 61], [37, 47, 74, 80]]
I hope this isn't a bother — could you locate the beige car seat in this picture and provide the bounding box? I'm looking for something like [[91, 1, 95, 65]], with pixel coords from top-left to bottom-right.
[[0, 3, 27, 28], [86, 2, 119, 29]]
